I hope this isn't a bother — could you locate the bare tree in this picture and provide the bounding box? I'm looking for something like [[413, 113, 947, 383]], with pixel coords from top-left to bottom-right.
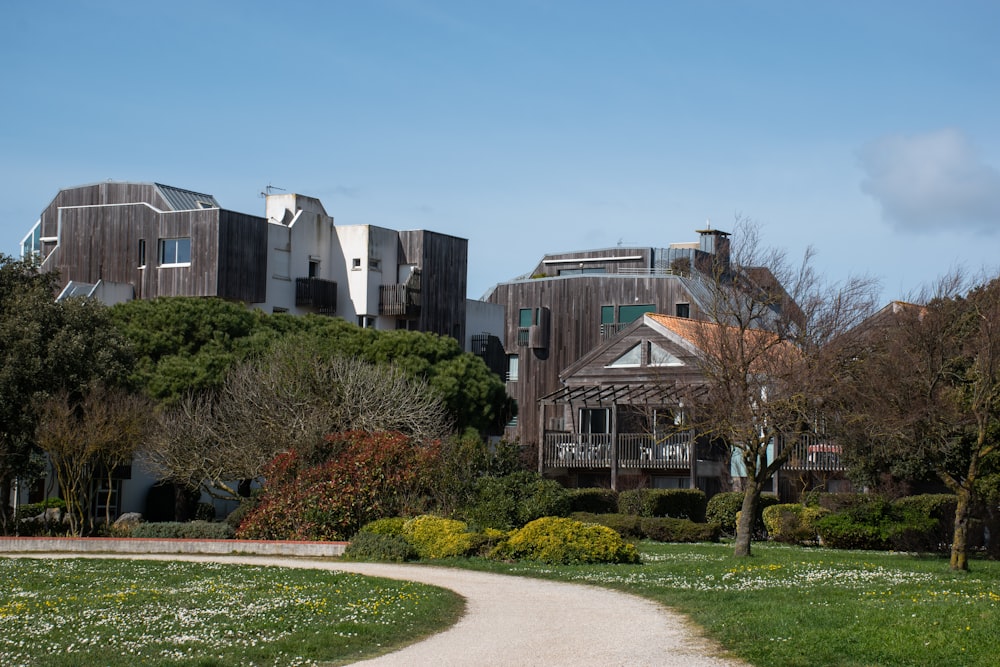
[[144, 340, 450, 501], [35, 386, 152, 534], [833, 270, 1000, 570], [688, 217, 878, 557]]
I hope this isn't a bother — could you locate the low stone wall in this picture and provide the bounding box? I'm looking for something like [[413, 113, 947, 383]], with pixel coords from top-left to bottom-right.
[[0, 537, 347, 557]]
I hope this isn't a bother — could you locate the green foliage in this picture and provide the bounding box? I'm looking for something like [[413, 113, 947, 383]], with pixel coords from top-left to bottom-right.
[[570, 512, 643, 539], [566, 488, 619, 514], [639, 517, 721, 543], [130, 520, 234, 539], [344, 532, 418, 562], [815, 496, 939, 551], [491, 517, 640, 564], [15, 497, 66, 521], [236, 431, 439, 541], [402, 515, 476, 559], [1, 255, 133, 525], [706, 491, 778, 536], [224, 497, 260, 531], [618, 488, 706, 521], [430, 432, 525, 516], [463, 471, 570, 530], [571, 512, 719, 543], [358, 517, 408, 536], [762, 503, 830, 543]]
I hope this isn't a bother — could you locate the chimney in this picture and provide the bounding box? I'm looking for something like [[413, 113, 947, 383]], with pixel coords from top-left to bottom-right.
[[695, 226, 731, 274]]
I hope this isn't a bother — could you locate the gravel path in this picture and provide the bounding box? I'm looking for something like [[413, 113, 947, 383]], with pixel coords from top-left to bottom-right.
[[21, 554, 748, 666]]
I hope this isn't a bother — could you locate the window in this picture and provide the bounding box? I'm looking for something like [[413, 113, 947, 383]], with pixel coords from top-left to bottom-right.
[[358, 315, 376, 328], [507, 354, 519, 381], [308, 260, 319, 278], [580, 408, 610, 434], [618, 304, 655, 324], [557, 267, 606, 276], [601, 306, 615, 325], [519, 308, 534, 328], [352, 258, 362, 270], [369, 258, 381, 271], [608, 343, 642, 368], [137, 239, 146, 268], [675, 302, 690, 318], [159, 237, 191, 266], [649, 342, 683, 367], [272, 307, 288, 314]]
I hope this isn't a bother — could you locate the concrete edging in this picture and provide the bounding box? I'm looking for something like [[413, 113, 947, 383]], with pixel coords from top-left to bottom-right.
[[0, 537, 347, 557]]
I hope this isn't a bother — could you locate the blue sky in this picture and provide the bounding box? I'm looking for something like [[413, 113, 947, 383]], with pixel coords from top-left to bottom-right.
[[3, 1, 998, 301]]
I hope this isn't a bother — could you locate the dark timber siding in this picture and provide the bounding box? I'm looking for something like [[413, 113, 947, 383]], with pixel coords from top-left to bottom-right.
[[217, 210, 268, 303], [400, 230, 468, 342], [488, 274, 702, 448]]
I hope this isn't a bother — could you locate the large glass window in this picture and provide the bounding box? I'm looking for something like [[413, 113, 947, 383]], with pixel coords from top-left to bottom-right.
[[159, 237, 191, 265], [601, 305, 615, 325], [618, 304, 655, 324], [580, 408, 610, 434], [519, 308, 534, 327], [507, 354, 519, 381]]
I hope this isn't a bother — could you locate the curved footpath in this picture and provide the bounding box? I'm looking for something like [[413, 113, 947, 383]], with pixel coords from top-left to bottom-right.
[[10, 549, 748, 667]]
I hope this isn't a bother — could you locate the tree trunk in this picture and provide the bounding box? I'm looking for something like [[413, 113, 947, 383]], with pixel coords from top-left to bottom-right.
[[950, 486, 973, 571], [734, 478, 762, 557], [0, 475, 11, 535]]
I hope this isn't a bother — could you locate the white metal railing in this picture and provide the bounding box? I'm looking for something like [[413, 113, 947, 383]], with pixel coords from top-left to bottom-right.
[[780, 435, 845, 472], [543, 432, 691, 469]]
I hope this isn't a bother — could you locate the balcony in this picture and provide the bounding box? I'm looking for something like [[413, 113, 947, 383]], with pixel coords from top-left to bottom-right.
[[295, 277, 337, 315], [781, 438, 845, 472], [543, 431, 692, 470], [379, 284, 421, 317]]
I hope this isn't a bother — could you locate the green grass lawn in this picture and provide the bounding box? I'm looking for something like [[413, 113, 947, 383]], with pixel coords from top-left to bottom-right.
[[0, 558, 463, 667], [445, 541, 1000, 667]]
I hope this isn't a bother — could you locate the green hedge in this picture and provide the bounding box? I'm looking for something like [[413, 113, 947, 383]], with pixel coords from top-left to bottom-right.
[[344, 532, 417, 562], [891, 494, 957, 553], [618, 488, 706, 521], [130, 521, 234, 539], [566, 488, 619, 514], [814, 496, 938, 551], [762, 503, 830, 543], [491, 517, 639, 564], [571, 512, 718, 543], [706, 491, 779, 536]]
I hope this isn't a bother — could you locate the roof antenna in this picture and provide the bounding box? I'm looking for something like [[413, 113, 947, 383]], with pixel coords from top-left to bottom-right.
[[259, 183, 286, 198]]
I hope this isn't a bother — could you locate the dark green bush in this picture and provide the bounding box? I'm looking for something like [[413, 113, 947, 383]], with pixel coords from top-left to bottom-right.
[[130, 521, 234, 539], [618, 488, 706, 521], [566, 488, 619, 514], [464, 471, 570, 530], [570, 512, 643, 539], [491, 517, 640, 564], [15, 497, 66, 521], [344, 532, 417, 562], [639, 517, 720, 543], [815, 496, 938, 551], [706, 491, 779, 536], [891, 494, 957, 553], [225, 497, 260, 531], [762, 504, 830, 543], [195, 502, 217, 522]]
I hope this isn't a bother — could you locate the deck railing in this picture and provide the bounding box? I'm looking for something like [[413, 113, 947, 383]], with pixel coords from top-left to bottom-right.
[[543, 432, 692, 469], [780, 436, 845, 472]]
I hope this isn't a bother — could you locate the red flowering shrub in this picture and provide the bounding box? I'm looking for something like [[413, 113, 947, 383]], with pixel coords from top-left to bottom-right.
[[236, 431, 440, 541]]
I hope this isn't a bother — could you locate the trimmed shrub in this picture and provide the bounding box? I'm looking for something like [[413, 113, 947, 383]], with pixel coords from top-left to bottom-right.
[[344, 532, 417, 562], [706, 492, 779, 536], [15, 497, 66, 521], [359, 517, 408, 536], [891, 494, 957, 553], [566, 488, 619, 514], [570, 512, 643, 539], [762, 504, 830, 544], [491, 517, 640, 564], [225, 497, 260, 531], [815, 496, 938, 551], [618, 489, 707, 521], [639, 517, 720, 543], [402, 515, 475, 559], [464, 471, 570, 530], [130, 521, 234, 539]]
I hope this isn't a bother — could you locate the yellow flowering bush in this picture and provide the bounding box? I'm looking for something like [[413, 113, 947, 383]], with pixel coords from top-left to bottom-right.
[[402, 515, 475, 559], [491, 517, 640, 564]]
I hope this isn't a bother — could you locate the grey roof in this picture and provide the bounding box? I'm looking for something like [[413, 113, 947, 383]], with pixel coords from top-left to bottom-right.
[[57, 281, 98, 300], [154, 183, 220, 211]]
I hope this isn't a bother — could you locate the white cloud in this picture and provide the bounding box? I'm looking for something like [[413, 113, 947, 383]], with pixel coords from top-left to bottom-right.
[[859, 128, 1000, 233]]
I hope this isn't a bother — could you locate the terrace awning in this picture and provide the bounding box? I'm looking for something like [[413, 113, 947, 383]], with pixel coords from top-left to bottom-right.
[[539, 383, 688, 407]]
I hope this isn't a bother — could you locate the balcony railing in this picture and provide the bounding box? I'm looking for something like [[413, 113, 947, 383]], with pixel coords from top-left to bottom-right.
[[781, 437, 845, 472], [295, 277, 337, 315], [379, 284, 421, 317], [543, 432, 692, 469]]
